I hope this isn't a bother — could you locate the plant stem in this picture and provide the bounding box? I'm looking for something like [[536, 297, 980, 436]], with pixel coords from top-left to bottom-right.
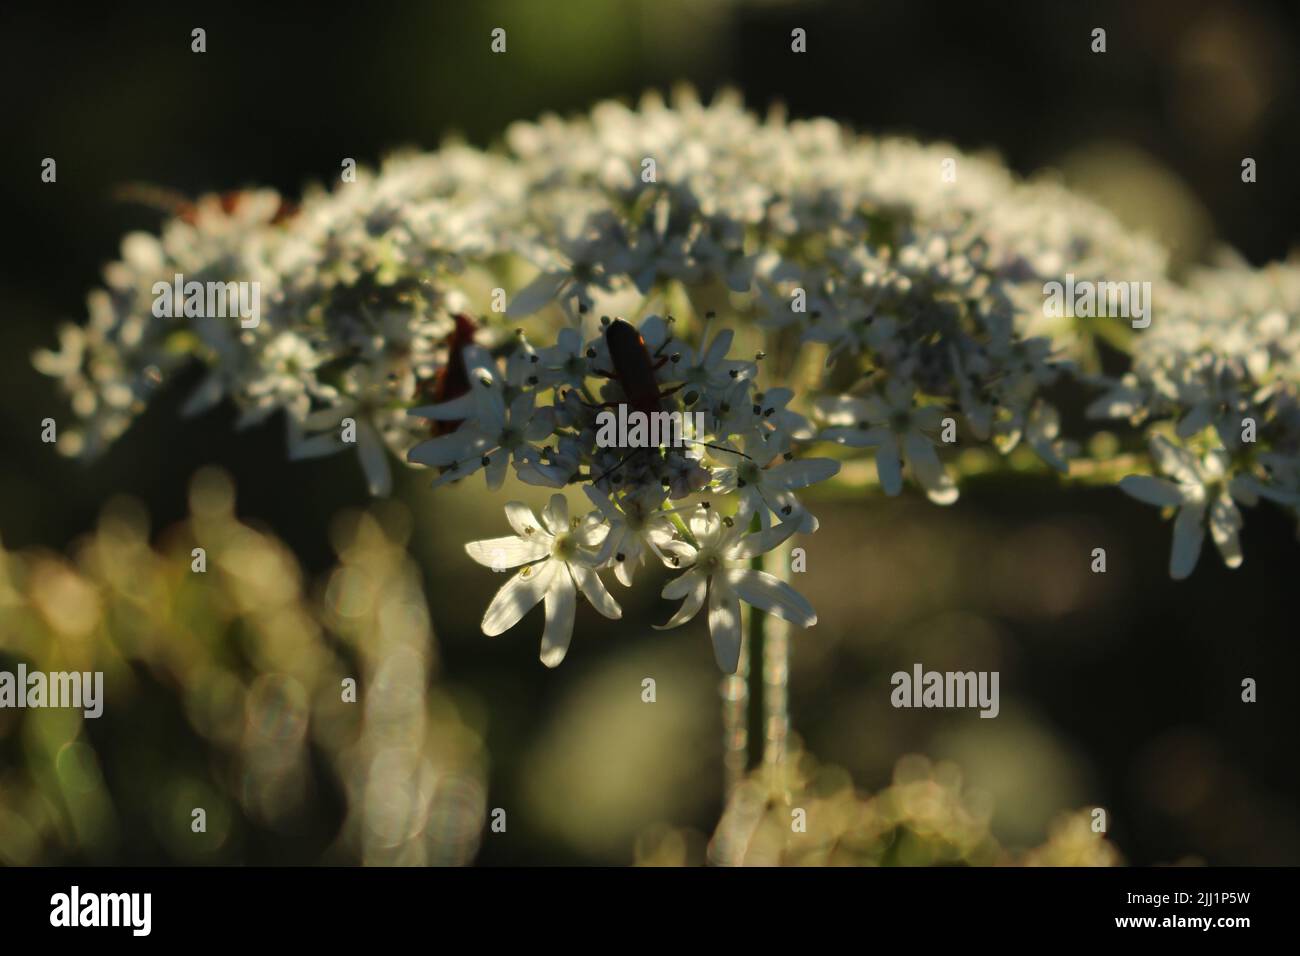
[[761, 539, 792, 770], [721, 623, 749, 801]]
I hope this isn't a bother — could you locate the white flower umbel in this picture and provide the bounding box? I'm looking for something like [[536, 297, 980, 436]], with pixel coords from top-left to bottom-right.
[[1119, 434, 1247, 580], [466, 495, 620, 667], [656, 501, 816, 673], [32, 90, 1300, 594]]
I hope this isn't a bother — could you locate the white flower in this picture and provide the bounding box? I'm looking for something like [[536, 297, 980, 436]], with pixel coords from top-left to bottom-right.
[[407, 350, 554, 489], [583, 486, 677, 587], [1119, 435, 1246, 579], [1023, 400, 1075, 473], [711, 436, 840, 532], [534, 326, 591, 390], [506, 211, 626, 318], [1085, 371, 1149, 425], [465, 495, 621, 667], [239, 331, 330, 426], [816, 380, 958, 504], [656, 501, 816, 673], [752, 386, 814, 450], [672, 320, 754, 401]]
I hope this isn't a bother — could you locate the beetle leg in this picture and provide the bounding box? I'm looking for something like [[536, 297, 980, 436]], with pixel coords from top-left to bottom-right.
[[591, 368, 617, 379], [657, 383, 686, 400]]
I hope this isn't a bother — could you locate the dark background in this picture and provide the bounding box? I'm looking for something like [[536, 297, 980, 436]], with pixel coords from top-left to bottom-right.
[[1, 0, 1297, 865]]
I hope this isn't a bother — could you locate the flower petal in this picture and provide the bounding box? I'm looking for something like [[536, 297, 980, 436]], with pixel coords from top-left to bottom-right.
[[704, 329, 735, 367], [540, 565, 577, 667], [465, 536, 550, 570], [542, 494, 570, 534], [1149, 434, 1199, 485], [484, 449, 510, 490], [662, 566, 705, 601], [356, 422, 391, 497], [570, 562, 622, 619], [1169, 504, 1206, 580], [905, 431, 957, 505], [656, 570, 708, 629], [481, 560, 554, 636], [1208, 496, 1244, 569], [408, 392, 476, 421], [874, 438, 903, 495], [723, 568, 817, 627], [688, 504, 720, 543], [504, 500, 547, 539], [407, 428, 489, 467], [708, 583, 743, 674], [508, 270, 569, 318], [766, 457, 841, 490], [729, 518, 799, 561], [1119, 475, 1183, 508]]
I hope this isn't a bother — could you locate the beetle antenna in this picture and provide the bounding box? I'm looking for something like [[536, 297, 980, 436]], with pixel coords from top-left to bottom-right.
[[679, 439, 752, 460]]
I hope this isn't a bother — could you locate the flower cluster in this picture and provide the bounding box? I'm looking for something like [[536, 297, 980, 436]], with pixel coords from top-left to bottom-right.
[[35, 90, 1300, 662], [423, 308, 834, 668], [1089, 261, 1300, 576]]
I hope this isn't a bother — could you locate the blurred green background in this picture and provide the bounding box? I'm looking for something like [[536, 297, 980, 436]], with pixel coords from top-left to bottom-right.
[[1, 0, 1298, 865]]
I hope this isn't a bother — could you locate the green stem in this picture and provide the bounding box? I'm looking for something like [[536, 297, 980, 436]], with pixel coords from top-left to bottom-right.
[[721, 623, 749, 801], [761, 539, 792, 771]]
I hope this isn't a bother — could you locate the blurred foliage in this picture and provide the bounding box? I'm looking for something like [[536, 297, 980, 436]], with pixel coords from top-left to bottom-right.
[[637, 746, 1120, 866], [0, 467, 1125, 867], [0, 468, 485, 864]]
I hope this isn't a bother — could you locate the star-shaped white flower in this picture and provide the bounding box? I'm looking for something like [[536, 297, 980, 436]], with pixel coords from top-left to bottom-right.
[[407, 348, 554, 489], [711, 434, 840, 532], [816, 380, 957, 504], [466, 495, 620, 667], [1119, 434, 1246, 579], [656, 501, 816, 673], [584, 485, 677, 587]]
